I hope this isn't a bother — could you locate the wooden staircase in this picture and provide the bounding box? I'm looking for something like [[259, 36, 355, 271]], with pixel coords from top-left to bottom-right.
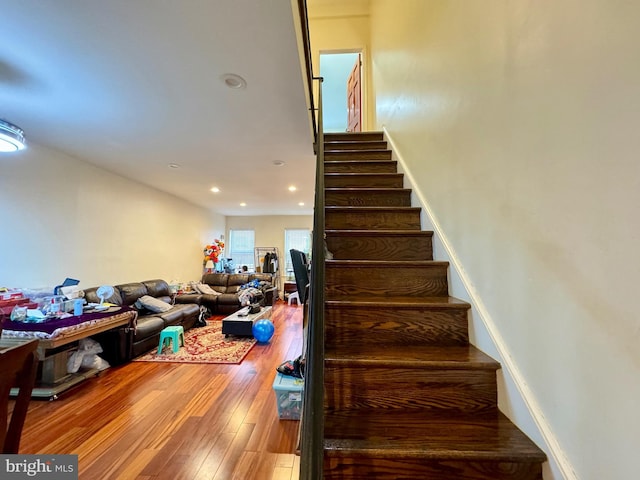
[[321, 132, 546, 479]]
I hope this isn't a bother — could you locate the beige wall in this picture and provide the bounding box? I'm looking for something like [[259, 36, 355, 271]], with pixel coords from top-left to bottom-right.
[[370, 1, 640, 479], [308, 1, 374, 129], [1, 144, 223, 290]]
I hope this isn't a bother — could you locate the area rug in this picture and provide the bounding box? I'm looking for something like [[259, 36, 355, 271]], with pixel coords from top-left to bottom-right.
[[133, 321, 256, 364]]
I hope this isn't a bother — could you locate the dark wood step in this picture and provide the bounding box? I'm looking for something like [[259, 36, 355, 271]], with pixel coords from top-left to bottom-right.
[[325, 260, 449, 298], [325, 173, 403, 188], [325, 160, 398, 174], [325, 132, 384, 142], [324, 345, 499, 415], [325, 229, 433, 261], [325, 296, 469, 348], [325, 150, 392, 161], [325, 141, 388, 151], [325, 206, 422, 230], [323, 410, 546, 480], [325, 188, 411, 207]]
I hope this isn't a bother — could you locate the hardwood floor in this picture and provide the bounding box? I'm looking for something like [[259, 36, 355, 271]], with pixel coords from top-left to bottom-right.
[[16, 301, 303, 480]]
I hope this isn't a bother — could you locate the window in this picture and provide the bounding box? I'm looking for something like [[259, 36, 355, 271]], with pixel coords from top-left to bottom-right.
[[284, 229, 311, 279], [228, 230, 255, 271]]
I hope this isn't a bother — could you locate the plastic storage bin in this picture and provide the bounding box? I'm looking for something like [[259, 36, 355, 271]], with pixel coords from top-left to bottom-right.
[[272, 372, 304, 420]]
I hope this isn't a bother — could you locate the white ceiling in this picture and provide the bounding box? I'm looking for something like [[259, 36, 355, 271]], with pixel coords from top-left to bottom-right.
[[0, 0, 316, 216]]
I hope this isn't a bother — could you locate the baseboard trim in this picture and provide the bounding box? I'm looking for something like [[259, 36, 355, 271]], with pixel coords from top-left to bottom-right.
[[382, 126, 577, 480]]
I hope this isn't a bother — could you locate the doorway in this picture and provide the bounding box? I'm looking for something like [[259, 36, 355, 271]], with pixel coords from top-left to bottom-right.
[[319, 52, 362, 133]]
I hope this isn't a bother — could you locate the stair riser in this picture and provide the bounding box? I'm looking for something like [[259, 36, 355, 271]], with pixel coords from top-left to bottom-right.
[[324, 458, 543, 480], [325, 263, 448, 298], [325, 208, 422, 230], [325, 141, 388, 151], [325, 161, 398, 174], [325, 190, 411, 207], [325, 233, 433, 261], [325, 132, 384, 142], [325, 151, 392, 161], [324, 366, 497, 414], [325, 174, 403, 188], [324, 306, 468, 348]]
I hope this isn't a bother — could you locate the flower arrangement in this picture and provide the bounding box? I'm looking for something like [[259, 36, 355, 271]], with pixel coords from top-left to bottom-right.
[[203, 239, 225, 266]]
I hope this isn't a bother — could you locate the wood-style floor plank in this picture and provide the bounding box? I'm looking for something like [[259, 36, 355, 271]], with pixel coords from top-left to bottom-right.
[[15, 301, 303, 480]]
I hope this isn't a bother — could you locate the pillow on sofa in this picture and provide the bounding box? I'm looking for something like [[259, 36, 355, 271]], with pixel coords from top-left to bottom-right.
[[196, 283, 221, 296], [135, 295, 172, 313]]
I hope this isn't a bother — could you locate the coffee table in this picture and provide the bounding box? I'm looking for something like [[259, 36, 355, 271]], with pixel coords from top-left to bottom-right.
[[222, 305, 272, 337]]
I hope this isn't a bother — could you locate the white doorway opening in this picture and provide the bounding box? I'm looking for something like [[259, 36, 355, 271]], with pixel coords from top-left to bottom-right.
[[319, 52, 362, 132]]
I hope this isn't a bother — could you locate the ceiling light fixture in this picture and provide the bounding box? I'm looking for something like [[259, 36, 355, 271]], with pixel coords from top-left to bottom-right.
[[221, 73, 247, 89], [272, 160, 285, 167], [210, 187, 220, 193], [240, 202, 247, 207], [288, 186, 297, 192], [298, 202, 305, 206], [0, 119, 26, 152], [168, 163, 180, 169]]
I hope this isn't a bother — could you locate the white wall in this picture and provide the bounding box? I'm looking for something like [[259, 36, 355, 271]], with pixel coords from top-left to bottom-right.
[[370, 1, 640, 479], [1, 144, 223, 290]]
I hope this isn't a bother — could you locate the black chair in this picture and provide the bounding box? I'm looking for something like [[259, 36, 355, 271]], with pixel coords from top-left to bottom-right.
[[289, 249, 309, 306]]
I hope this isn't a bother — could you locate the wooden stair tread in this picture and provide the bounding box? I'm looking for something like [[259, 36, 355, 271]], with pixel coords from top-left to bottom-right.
[[325, 344, 498, 369], [326, 259, 448, 267], [325, 295, 469, 308], [326, 296, 468, 308], [326, 229, 433, 237], [326, 205, 420, 211], [325, 187, 411, 192], [324, 411, 547, 461]]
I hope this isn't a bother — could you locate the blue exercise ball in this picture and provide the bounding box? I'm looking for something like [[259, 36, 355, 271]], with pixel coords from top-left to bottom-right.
[[252, 318, 275, 343]]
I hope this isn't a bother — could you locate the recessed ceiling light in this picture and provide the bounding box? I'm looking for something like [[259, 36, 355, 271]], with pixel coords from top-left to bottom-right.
[[298, 202, 305, 206], [0, 119, 26, 152], [272, 160, 285, 167], [288, 186, 297, 192], [168, 163, 180, 169], [221, 73, 247, 89], [210, 187, 220, 193], [240, 202, 247, 207]]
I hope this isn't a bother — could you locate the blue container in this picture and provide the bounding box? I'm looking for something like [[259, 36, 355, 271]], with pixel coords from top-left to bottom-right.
[[73, 299, 84, 316], [272, 373, 304, 420]]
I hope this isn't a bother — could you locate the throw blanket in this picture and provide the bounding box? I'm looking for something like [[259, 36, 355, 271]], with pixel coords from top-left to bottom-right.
[[238, 287, 262, 306]]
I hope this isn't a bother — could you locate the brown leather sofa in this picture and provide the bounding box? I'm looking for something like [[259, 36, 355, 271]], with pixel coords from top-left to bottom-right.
[[85, 279, 200, 362], [175, 273, 276, 314]]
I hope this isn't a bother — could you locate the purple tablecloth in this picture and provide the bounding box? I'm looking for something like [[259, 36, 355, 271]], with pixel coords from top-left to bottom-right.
[[1, 306, 135, 335]]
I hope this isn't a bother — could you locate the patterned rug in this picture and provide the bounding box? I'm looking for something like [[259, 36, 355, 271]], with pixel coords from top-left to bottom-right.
[[133, 320, 256, 364]]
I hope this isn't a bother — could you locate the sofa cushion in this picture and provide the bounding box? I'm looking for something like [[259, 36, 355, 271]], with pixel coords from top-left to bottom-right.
[[134, 316, 165, 340], [84, 286, 123, 305], [117, 283, 148, 306], [202, 273, 229, 291], [216, 293, 241, 306], [142, 279, 171, 297], [195, 283, 220, 295], [158, 308, 184, 326], [174, 294, 202, 305], [135, 295, 172, 313], [226, 274, 250, 294]]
